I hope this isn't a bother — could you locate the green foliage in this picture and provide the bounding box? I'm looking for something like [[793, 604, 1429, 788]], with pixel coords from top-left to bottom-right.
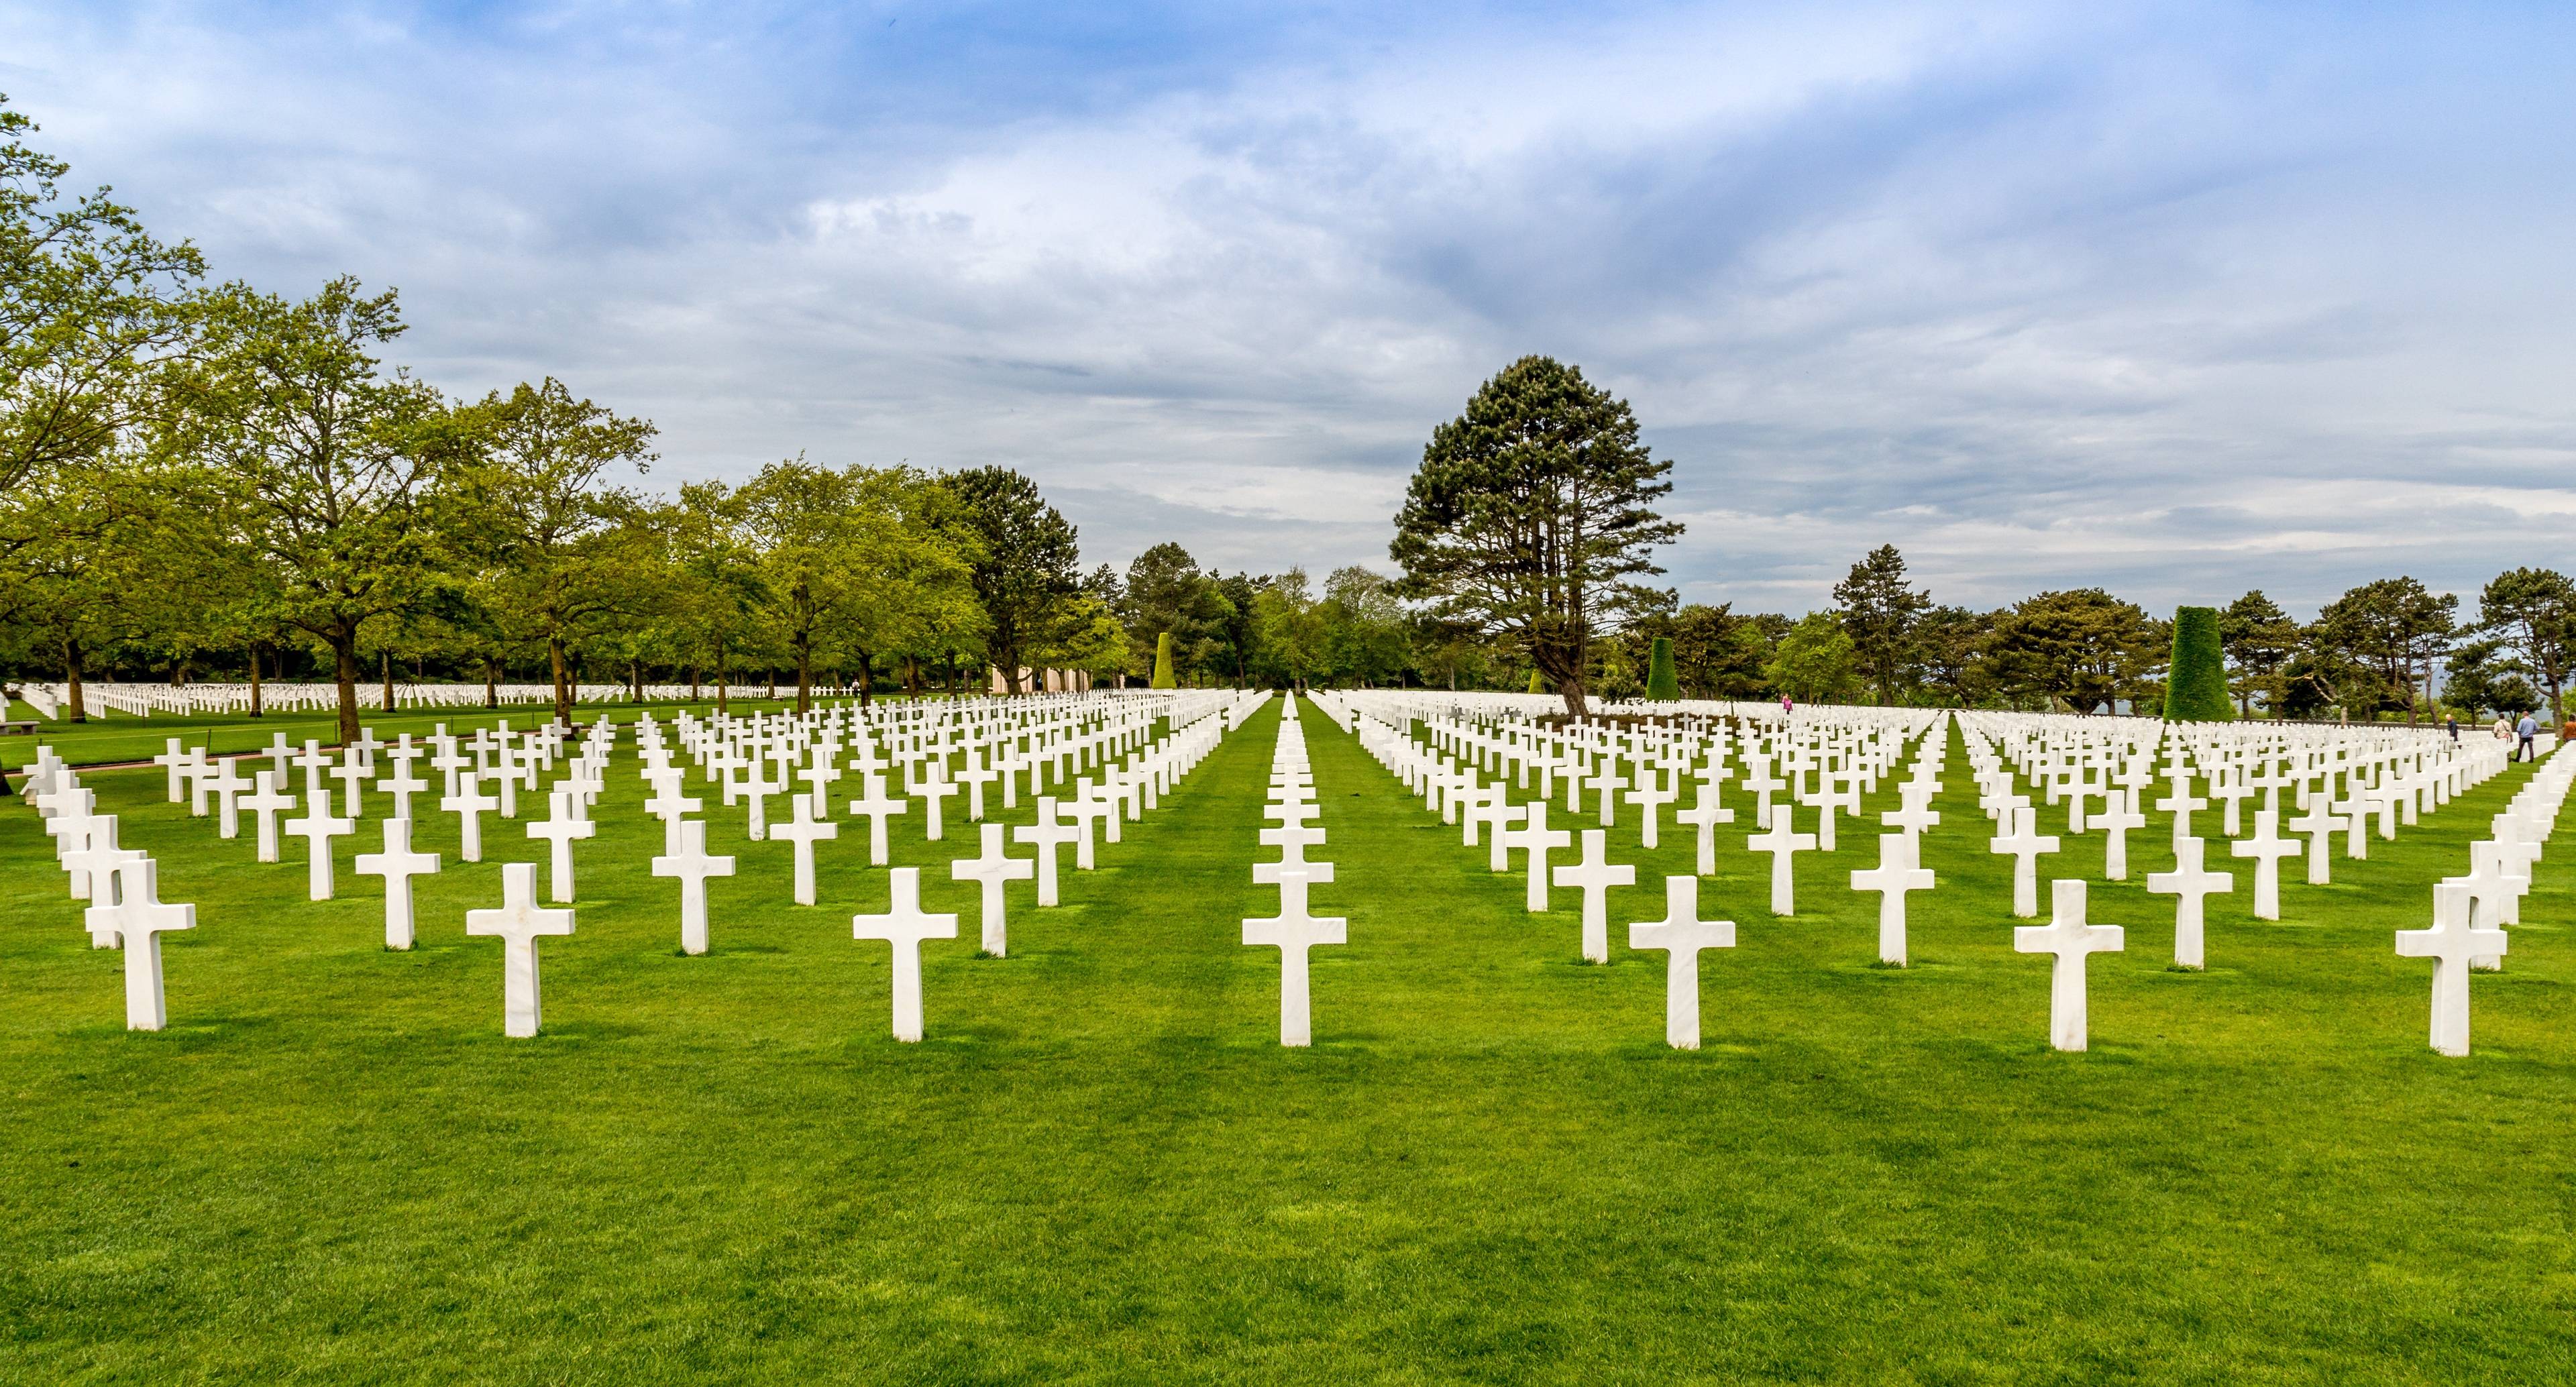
[[2315, 577, 2456, 724], [1764, 612, 1858, 704], [1527, 667, 1544, 695], [1982, 589, 2163, 713], [2218, 590, 2298, 716], [941, 466, 1079, 693], [1644, 635, 1679, 700], [2477, 567, 2575, 725], [1391, 355, 1680, 714], [1833, 544, 1927, 706], [1150, 630, 1175, 688], [2164, 606, 2235, 722]]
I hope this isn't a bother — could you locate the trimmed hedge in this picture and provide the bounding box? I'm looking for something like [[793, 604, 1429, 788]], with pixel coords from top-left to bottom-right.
[[1150, 632, 1175, 689], [1645, 636, 1680, 701], [2165, 606, 2233, 722]]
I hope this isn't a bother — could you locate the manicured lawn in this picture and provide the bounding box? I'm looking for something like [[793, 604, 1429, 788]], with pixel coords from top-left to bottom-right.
[[0, 696, 828, 769], [1, 698, 2570, 1384]]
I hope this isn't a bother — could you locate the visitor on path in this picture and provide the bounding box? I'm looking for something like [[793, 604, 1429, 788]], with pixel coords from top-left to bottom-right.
[[2446, 714, 2459, 742], [2517, 712, 2538, 761], [1780, 694, 1793, 718], [2494, 714, 2514, 740]]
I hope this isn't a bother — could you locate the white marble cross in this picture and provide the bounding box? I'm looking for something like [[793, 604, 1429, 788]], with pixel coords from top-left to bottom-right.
[[2013, 879, 2123, 1052], [2286, 801, 2345, 885], [2094, 789, 2147, 881], [465, 862, 577, 1038], [241, 771, 296, 864], [918, 769, 959, 842], [643, 774, 702, 856], [951, 822, 1033, 953], [525, 789, 596, 903], [846, 773, 910, 866], [443, 775, 499, 863], [331, 748, 372, 819], [1988, 806, 2060, 918], [1501, 799, 1573, 911], [1625, 769, 1677, 849], [1850, 832, 1935, 966], [378, 757, 429, 822], [1552, 828, 1636, 963], [2146, 836, 2234, 970], [1013, 797, 1079, 906], [653, 818, 737, 955], [2229, 808, 2301, 920], [355, 817, 440, 949], [1747, 807, 1817, 916], [2397, 882, 2508, 1056], [769, 793, 840, 906], [154, 738, 189, 802], [1627, 875, 1734, 1050], [1243, 868, 1346, 1047], [2156, 770, 2207, 846], [207, 759, 253, 840], [85, 857, 194, 1030], [851, 867, 959, 1042], [1676, 783, 1736, 876], [282, 794, 356, 900]]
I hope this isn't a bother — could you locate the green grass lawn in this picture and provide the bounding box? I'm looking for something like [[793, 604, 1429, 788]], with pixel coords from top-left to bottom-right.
[[1, 698, 2571, 1384]]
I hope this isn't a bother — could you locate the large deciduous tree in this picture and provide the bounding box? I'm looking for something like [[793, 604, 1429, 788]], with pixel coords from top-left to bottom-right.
[[2218, 590, 2298, 718], [1390, 356, 1680, 716], [449, 376, 657, 725], [170, 277, 451, 744], [1982, 589, 2163, 714], [1, 97, 203, 519]]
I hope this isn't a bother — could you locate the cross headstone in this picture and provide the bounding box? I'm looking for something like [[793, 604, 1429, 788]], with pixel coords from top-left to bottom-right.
[[2146, 836, 2234, 969], [2012, 879, 2123, 1052], [282, 795, 355, 901], [2397, 882, 2508, 1056], [653, 818, 737, 955], [85, 857, 194, 1030], [2286, 801, 2345, 885], [1987, 806, 2061, 919], [443, 775, 499, 863], [1243, 867, 1346, 1047], [354, 817, 441, 949], [1500, 800, 1573, 912], [769, 793, 841, 906], [1552, 828, 1636, 963], [1013, 797, 1080, 907], [851, 867, 959, 1042], [2229, 808, 2302, 921], [465, 862, 577, 1038], [846, 773, 910, 867], [1747, 807, 1817, 916], [241, 771, 296, 864], [1626, 875, 1734, 1050], [951, 821, 1032, 954], [1850, 833, 1935, 966], [525, 789, 596, 903]]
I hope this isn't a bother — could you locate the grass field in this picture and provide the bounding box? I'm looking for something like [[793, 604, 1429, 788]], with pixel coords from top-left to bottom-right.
[[1, 698, 2571, 1384], [0, 697, 819, 771]]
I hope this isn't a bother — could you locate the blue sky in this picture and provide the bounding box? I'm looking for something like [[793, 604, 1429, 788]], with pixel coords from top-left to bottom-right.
[[7, 1, 2571, 617]]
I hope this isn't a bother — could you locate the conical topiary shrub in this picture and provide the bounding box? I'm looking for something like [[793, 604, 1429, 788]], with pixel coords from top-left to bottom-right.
[[1150, 632, 1176, 689], [2165, 606, 2233, 722], [1645, 636, 1680, 701], [1527, 669, 1545, 696]]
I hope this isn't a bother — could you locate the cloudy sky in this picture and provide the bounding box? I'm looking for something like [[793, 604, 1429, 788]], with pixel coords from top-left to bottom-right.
[[6, 1, 2570, 617]]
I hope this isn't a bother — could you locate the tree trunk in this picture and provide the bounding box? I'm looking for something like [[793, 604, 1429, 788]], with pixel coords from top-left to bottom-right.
[[332, 630, 362, 746], [853, 650, 873, 708], [63, 638, 87, 723], [690, 663, 702, 702], [716, 667, 729, 716], [250, 642, 265, 718], [794, 634, 813, 716], [549, 636, 572, 726], [484, 658, 498, 709], [630, 658, 644, 704], [381, 648, 396, 712]]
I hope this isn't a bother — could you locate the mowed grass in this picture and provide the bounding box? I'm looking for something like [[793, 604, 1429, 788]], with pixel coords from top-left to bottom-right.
[[1, 698, 2573, 1384], [0, 697, 821, 770]]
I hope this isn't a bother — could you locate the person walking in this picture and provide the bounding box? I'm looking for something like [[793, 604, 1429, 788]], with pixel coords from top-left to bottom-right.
[[2494, 713, 2515, 741], [2517, 711, 2539, 762], [2446, 713, 2459, 743]]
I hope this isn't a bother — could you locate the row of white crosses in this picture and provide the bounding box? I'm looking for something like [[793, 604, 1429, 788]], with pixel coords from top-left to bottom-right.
[[21, 751, 199, 1032], [1311, 691, 1745, 1049], [1242, 694, 1342, 1046], [2400, 742, 2572, 1054]]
